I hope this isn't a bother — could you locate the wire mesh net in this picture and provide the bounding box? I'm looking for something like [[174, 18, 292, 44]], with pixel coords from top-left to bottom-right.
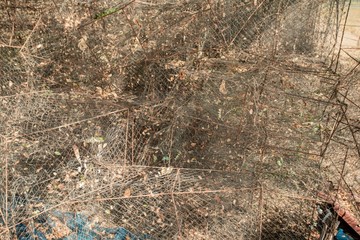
[[1, 0, 359, 239]]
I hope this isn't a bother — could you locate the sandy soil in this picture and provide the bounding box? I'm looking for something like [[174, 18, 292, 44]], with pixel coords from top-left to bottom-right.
[[342, 2, 360, 57]]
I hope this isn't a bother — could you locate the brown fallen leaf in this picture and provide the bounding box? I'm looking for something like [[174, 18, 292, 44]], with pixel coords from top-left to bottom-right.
[[78, 36, 88, 52], [124, 188, 131, 197], [219, 80, 227, 95], [72, 144, 81, 163]]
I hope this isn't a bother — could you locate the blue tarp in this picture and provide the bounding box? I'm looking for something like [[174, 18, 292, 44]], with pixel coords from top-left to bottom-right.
[[336, 228, 355, 240], [15, 210, 152, 240]]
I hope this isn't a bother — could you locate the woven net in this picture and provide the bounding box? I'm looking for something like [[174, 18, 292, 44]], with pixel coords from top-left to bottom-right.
[[1, 0, 359, 239]]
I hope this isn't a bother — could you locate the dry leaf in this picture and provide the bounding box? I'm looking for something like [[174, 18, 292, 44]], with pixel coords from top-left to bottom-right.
[[95, 87, 103, 96], [124, 188, 131, 197], [78, 36, 88, 52], [214, 195, 222, 204], [57, 183, 65, 190], [219, 80, 227, 94], [64, 173, 71, 182], [160, 167, 173, 175], [72, 144, 81, 164]]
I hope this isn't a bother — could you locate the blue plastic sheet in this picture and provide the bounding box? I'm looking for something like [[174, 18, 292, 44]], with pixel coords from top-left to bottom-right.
[[335, 228, 354, 240], [15, 210, 152, 240]]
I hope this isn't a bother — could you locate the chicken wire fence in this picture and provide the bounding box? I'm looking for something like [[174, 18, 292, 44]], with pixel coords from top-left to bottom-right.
[[0, 0, 356, 239]]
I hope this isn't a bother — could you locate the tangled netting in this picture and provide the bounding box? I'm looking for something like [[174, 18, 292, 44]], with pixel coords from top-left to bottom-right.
[[1, 0, 359, 239]]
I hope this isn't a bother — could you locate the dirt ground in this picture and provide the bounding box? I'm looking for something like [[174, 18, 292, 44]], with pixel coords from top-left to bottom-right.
[[342, 2, 360, 58], [346, 2, 360, 37]]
